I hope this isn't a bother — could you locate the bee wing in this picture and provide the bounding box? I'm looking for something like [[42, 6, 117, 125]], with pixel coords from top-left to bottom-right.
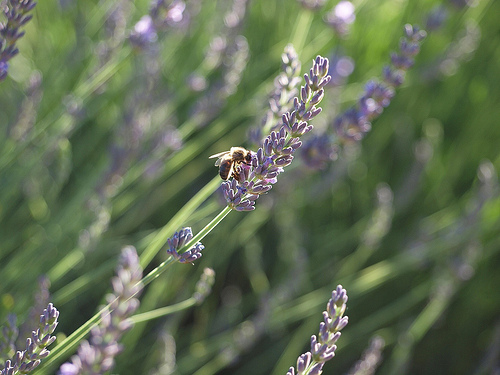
[[209, 151, 230, 159]]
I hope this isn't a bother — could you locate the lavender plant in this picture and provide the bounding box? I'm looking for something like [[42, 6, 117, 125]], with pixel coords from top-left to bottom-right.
[[286, 285, 349, 375], [221, 55, 331, 211], [1, 0, 498, 374], [58, 246, 142, 375], [0, 304, 59, 375], [301, 24, 426, 169], [0, 0, 36, 81], [335, 24, 427, 144], [15, 277, 52, 352], [166, 227, 205, 264]]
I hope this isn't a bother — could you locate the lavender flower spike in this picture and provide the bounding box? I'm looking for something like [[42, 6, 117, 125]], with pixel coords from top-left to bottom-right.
[[0, 0, 37, 81], [58, 246, 143, 375], [222, 55, 331, 211], [286, 285, 348, 375], [0, 304, 59, 375], [334, 24, 426, 143], [167, 227, 205, 263]]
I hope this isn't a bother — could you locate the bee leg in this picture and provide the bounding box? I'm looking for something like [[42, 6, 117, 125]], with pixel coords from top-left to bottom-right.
[[233, 165, 242, 181]]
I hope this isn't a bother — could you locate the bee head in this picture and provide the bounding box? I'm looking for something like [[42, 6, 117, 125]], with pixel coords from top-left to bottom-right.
[[244, 152, 252, 163]]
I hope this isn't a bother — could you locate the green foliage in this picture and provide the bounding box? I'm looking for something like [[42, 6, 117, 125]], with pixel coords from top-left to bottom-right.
[[1, 0, 500, 374]]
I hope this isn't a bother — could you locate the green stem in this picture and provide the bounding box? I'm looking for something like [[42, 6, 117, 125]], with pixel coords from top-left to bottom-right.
[[290, 10, 313, 54], [139, 205, 232, 287], [140, 176, 222, 267], [131, 297, 197, 323], [36, 203, 233, 374]]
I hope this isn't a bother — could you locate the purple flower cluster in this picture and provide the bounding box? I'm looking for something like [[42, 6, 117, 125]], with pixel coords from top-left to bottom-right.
[[222, 55, 331, 211], [334, 24, 426, 144], [167, 227, 205, 264], [0, 0, 37, 81], [300, 24, 426, 170], [425, 5, 448, 32], [15, 276, 52, 353], [58, 246, 143, 375], [286, 285, 349, 375], [0, 304, 59, 375], [301, 133, 338, 170]]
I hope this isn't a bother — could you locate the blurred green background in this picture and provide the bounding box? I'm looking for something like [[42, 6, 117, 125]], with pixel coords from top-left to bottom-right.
[[1, 0, 500, 374]]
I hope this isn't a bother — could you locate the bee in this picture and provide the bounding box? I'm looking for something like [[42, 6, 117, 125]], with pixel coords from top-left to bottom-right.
[[209, 147, 253, 181]]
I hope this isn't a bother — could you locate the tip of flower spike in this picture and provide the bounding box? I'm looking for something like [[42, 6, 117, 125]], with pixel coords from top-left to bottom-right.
[[404, 24, 427, 41]]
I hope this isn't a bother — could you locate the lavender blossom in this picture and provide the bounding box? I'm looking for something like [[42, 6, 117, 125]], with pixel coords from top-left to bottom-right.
[[0, 0, 37, 81], [286, 285, 349, 375], [16, 276, 52, 351], [300, 134, 338, 170], [334, 24, 426, 144], [425, 5, 448, 32], [167, 227, 205, 263], [1, 304, 59, 375], [58, 246, 143, 375], [222, 55, 331, 211]]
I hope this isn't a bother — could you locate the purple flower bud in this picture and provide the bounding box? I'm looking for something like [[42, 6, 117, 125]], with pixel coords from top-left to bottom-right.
[[334, 108, 371, 142], [319, 345, 337, 362], [310, 90, 325, 105], [425, 5, 448, 31], [0, 61, 9, 80], [167, 228, 205, 263], [286, 286, 348, 374], [275, 155, 294, 167], [0, 0, 37, 81], [308, 362, 325, 375], [179, 242, 205, 264], [383, 65, 405, 87]]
